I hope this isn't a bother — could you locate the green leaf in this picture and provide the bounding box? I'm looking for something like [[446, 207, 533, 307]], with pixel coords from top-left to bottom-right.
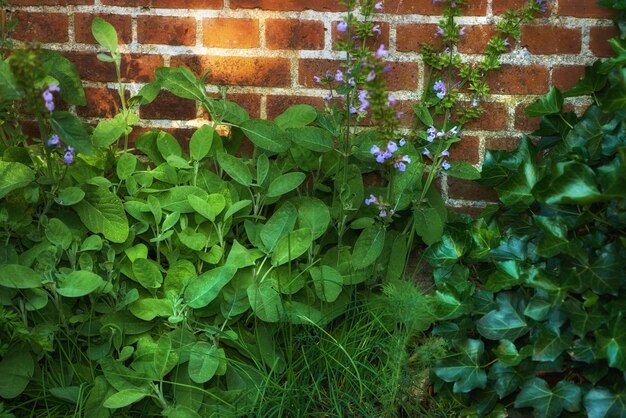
[[274, 104, 317, 129], [446, 161, 481, 180], [45, 218, 73, 249], [534, 216, 569, 257], [534, 161, 602, 205], [434, 339, 487, 393], [414, 207, 443, 245], [562, 300, 603, 337], [260, 202, 298, 252], [0, 265, 42, 288], [424, 233, 467, 266], [525, 87, 564, 117], [216, 152, 252, 187], [271, 228, 313, 266], [159, 186, 208, 213], [310, 265, 343, 303], [292, 197, 330, 240], [189, 125, 214, 161], [224, 199, 252, 220], [56, 187, 85, 206], [247, 280, 284, 322], [132, 258, 163, 289], [130, 298, 173, 321], [413, 104, 433, 126], [157, 131, 183, 159], [240, 119, 290, 153], [41, 50, 86, 106], [188, 194, 225, 222], [184, 265, 237, 309], [188, 342, 219, 384], [103, 389, 149, 409], [267, 172, 306, 198], [91, 17, 118, 52], [156, 67, 207, 103], [117, 153, 137, 181], [584, 388, 626, 418], [50, 111, 93, 155], [532, 323, 571, 362], [211, 99, 249, 125], [352, 225, 385, 269], [514, 379, 581, 418], [57, 271, 105, 297], [476, 294, 528, 341], [288, 127, 333, 152], [0, 161, 34, 199], [0, 350, 34, 399], [93, 115, 126, 148], [0, 59, 20, 101], [73, 186, 129, 243], [596, 317, 626, 371], [256, 153, 270, 185]]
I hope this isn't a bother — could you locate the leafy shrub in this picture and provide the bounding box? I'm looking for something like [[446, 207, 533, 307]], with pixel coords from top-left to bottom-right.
[[428, 4, 626, 416]]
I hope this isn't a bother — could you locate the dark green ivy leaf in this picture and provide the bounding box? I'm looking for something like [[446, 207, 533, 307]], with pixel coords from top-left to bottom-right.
[[514, 378, 581, 418], [434, 339, 487, 393]]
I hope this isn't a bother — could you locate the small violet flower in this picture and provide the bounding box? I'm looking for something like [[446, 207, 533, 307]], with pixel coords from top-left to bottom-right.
[[47, 134, 61, 147], [63, 146, 75, 164], [459, 26, 466, 36], [365, 194, 378, 206], [394, 155, 411, 172], [433, 80, 446, 99], [472, 98, 479, 108], [426, 126, 437, 142], [536, 0, 547, 13], [372, 24, 382, 35], [441, 149, 450, 157], [358, 90, 370, 112], [441, 160, 451, 170], [376, 44, 388, 59], [435, 26, 444, 37], [337, 20, 348, 32], [399, 137, 406, 146], [387, 94, 396, 106], [42, 84, 60, 112], [313, 75, 322, 84], [366, 70, 376, 82], [374, 1, 383, 11], [335, 70, 344, 82], [449, 126, 459, 136]]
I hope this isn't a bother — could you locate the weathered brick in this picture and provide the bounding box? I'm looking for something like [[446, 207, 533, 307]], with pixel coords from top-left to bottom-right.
[[383, 0, 486, 16], [458, 25, 499, 54], [447, 177, 498, 202], [332, 21, 389, 51], [10, 0, 91, 4], [462, 101, 508, 131], [521, 26, 581, 54], [267, 19, 324, 50], [449, 135, 480, 164], [12, 12, 68, 43], [76, 87, 124, 118], [138, 16, 196, 46], [101, 0, 222, 8], [75, 14, 132, 45], [485, 136, 521, 152], [590, 26, 620, 57], [558, 0, 617, 18], [230, 0, 344, 11], [172, 55, 291, 87], [396, 24, 438, 52], [65, 52, 163, 83], [552, 65, 585, 91], [140, 91, 197, 120], [514, 101, 540, 132], [266, 95, 325, 120], [493, 0, 552, 15], [203, 18, 259, 49], [487, 64, 549, 95]]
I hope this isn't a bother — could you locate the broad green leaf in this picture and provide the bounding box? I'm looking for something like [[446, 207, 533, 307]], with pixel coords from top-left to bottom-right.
[[274, 104, 317, 129], [271, 228, 313, 266], [535, 161, 602, 205], [240, 119, 290, 153], [247, 280, 284, 322], [584, 388, 626, 418], [413, 104, 433, 126], [414, 207, 443, 245], [310, 265, 343, 302], [226, 240, 262, 269], [74, 186, 129, 243], [352, 225, 385, 269], [288, 127, 333, 152], [132, 258, 163, 289], [596, 317, 626, 371], [0, 59, 20, 101], [93, 115, 126, 147], [41, 49, 86, 106], [256, 153, 270, 185], [525, 87, 564, 117], [189, 125, 214, 161], [156, 67, 207, 103], [293, 197, 330, 240], [386, 234, 408, 281], [177, 228, 208, 251], [57, 271, 105, 297], [476, 294, 528, 341], [157, 131, 183, 159], [532, 323, 571, 362], [165, 260, 196, 294], [224, 199, 251, 220], [45, 218, 73, 249], [392, 160, 424, 210], [51, 111, 93, 155], [92, 17, 118, 52], [184, 265, 237, 309], [284, 301, 324, 325], [103, 389, 149, 409], [159, 186, 209, 213], [55, 186, 85, 206], [130, 298, 173, 321], [216, 152, 252, 187], [211, 99, 249, 125], [135, 130, 166, 165], [434, 339, 487, 393], [117, 152, 137, 181], [514, 379, 581, 418], [446, 161, 481, 180], [0, 161, 34, 199], [0, 265, 42, 288], [188, 193, 225, 222], [260, 202, 298, 252], [266, 172, 306, 198], [0, 349, 34, 399], [188, 342, 219, 384]]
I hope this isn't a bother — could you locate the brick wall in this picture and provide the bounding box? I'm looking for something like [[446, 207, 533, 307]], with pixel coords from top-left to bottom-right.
[[8, 0, 618, 211]]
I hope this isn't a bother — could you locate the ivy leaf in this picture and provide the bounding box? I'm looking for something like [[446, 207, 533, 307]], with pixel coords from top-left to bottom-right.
[[534, 216, 569, 258], [525, 87, 564, 117], [476, 293, 528, 341], [434, 339, 487, 393], [596, 316, 626, 371], [562, 300, 604, 337], [584, 388, 626, 418], [514, 378, 581, 418], [582, 243, 623, 296], [424, 233, 467, 266], [534, 161, 603, 205], [532, 323, 571, 362]]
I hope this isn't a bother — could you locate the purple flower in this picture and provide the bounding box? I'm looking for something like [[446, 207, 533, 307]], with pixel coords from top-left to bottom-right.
[[48, 84, 60, 92], [399, 137, 406, 146], [426, 126, 437, 142], [536, 0, 547, 13], [472, 98, 479, 108], [376, 44, 388, 59], [395, 112, 404, 119], [374, 1, 383, 11], [335, 70, 344, 82], [383, 65, 392, 73], [313, 75, 322, 84], [347, 77, 356, 86], [387, 141, 398, 153], [350, 106, 358, 114], [338, 20, 348, 32], [366, 70, 376, 82], [441, 149, 450, 157], [47, 134, 60, 147], [504, 37, 511, 47], [435, 26, 444, 37], [449, 126, 459, 136], [459, 26, 466, 36], [42, 84, 60, 112], [372, 24, 381, 35], [394, 155, 411, 172], [63, 146, 75, 164], [45, 101, 55, 112], [441, 160, 451, 170], [422, 148, 431, 157], [358, 90, 370, 112], [387, 94, 396, 106], [365, 194, 378, 206], [433, 80, 446, 99], [43, 91, 53, 102], [324, 92, 333, 101]]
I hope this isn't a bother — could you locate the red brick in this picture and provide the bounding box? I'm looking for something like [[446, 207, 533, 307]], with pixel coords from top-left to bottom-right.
[[487, 65, 549, 95], [230, 0, 344, 11], [12, 12, 68, 43], [552, 65, 585, 91], [102, 0, 222, 7], [65, 52, 163, 83], [266, 95, 325, 120], [227, 93, 262, 119], [514, 101, 540, 132], [298, 59, 341, 88], [485, 136, 521, 152], [172, 55, 291, 87], [396, 24, 438, 52], [10, 0, 90, 4], [140, 91, 197, 120], [76, 87, 124, 118], [267, 19, 324, 50], [493, 0, 552, 15], [590, 26, 620, 57], [449, 135, 480, 164], [447, 177, 498, 202], [332, 21, 389, 51], [384, 0, 486, 15], [558, 0, 617, 18], [462, 101, 508, 131], [75, 14, 132, 45], [203, 18, 259, 49], [138, 16, 196, 46], [521, 26, 581, 54], [458, 25, 499, 54]]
